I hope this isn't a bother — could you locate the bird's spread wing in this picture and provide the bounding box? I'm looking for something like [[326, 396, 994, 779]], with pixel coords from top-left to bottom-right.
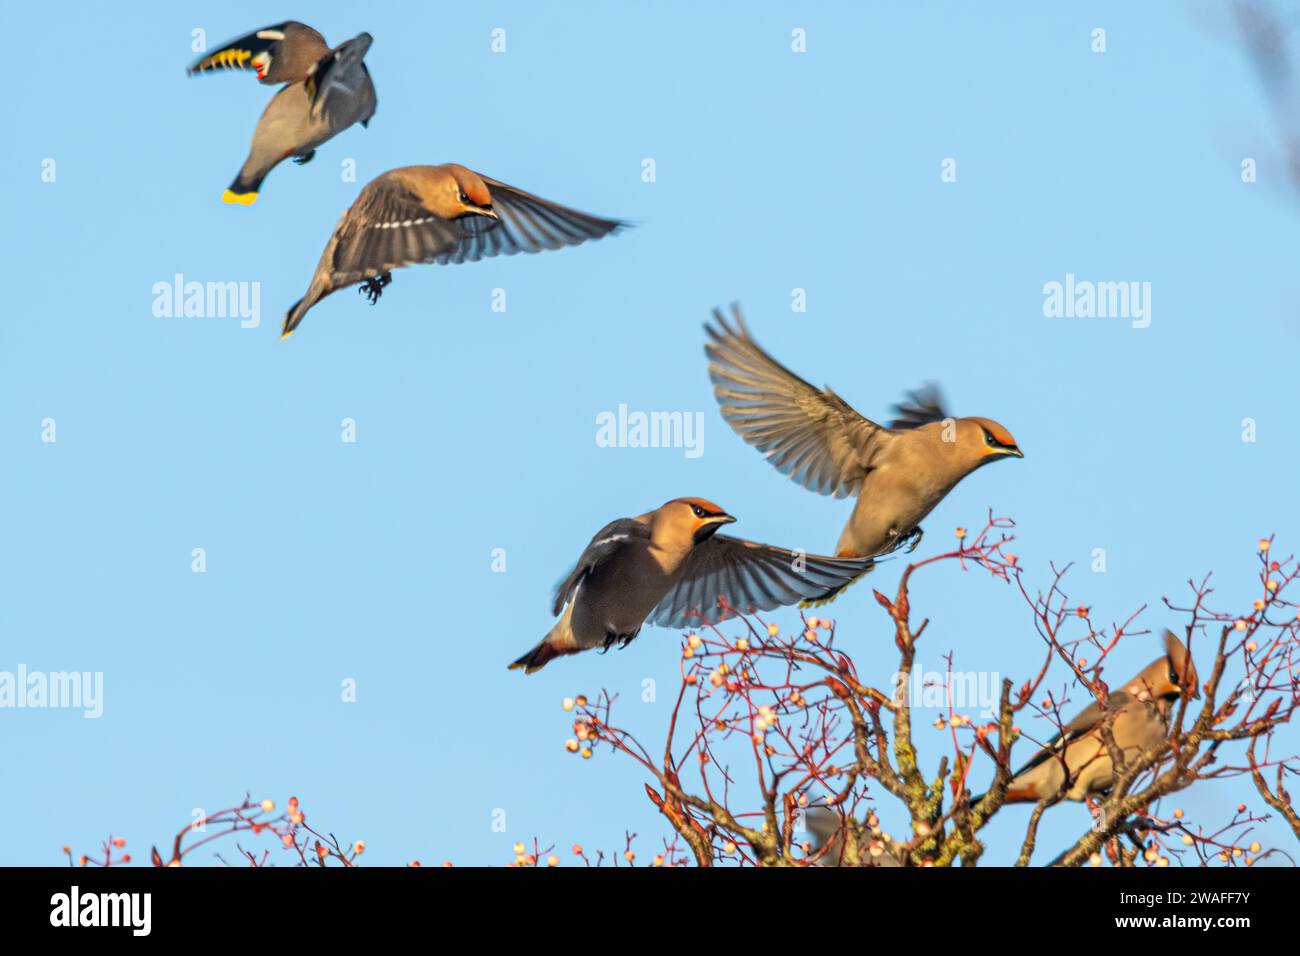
[[551, 519, 648, 616], [305, 39, 374, 117], [327, 177, 623, 286], [647, 534, 872, 629], [888, 384, 951, 429], [434, 178, 626, 265], [1010, 692, 1131, 779], [705, 305, 890, 498], [327, 179, 471, 285], [187, 22, 329, 84]]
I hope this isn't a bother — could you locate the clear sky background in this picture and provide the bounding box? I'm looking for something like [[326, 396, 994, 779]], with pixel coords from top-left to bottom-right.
[[2, 1, 1297, 866]]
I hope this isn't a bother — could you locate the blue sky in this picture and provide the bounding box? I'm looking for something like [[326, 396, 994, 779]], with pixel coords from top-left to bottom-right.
[[2, 1, 1297, 866]]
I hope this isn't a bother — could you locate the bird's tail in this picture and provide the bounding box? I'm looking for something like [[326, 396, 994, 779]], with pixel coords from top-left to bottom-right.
[[508, 609, 579, 675], [222, 166, 266, 206], [799, 559, 874, 609], [281, 279, 331, 339]]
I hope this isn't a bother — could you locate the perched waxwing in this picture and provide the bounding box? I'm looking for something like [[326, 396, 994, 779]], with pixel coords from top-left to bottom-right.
[[508, 498, 872, 673], [281, 164, 625, 337], [705, 304, 1023, 562], [975, 631, 1199, 807], [804, 807, 903, 867], [188, 22, 377, 204]]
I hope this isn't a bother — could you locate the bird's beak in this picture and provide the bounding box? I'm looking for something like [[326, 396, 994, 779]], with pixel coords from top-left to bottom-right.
[[693, 513, 735, 545], [477, 205, 500, 221], [1009, 447, 1024, 458]]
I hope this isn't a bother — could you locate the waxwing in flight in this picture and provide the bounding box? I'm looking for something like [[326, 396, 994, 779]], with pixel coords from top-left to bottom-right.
[[705, 305, 1023, 561], [508, 498, 873, 673], [188, 22, 377, 204], [974, 631, 1199, 807], [281, 164, 625, 337]]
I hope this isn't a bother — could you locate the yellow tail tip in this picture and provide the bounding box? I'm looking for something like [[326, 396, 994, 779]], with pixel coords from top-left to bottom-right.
[[222, 189, 258, 205], [799, 563, 874, 609], [279, 327, 294, 341]]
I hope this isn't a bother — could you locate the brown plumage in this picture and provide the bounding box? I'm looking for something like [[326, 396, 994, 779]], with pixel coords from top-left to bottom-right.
[[282, 164, 626, 337], [508, 498, 873, 673], [705, 304, 1023, 562], [977, 631, 1199, 807]]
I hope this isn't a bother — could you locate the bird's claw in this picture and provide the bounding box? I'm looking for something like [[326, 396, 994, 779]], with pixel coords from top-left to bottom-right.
[[292, 150, 317, 166], [358, 272, 392, 305], [883, 526, 924, 555], [601, 631, 637, 652]]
